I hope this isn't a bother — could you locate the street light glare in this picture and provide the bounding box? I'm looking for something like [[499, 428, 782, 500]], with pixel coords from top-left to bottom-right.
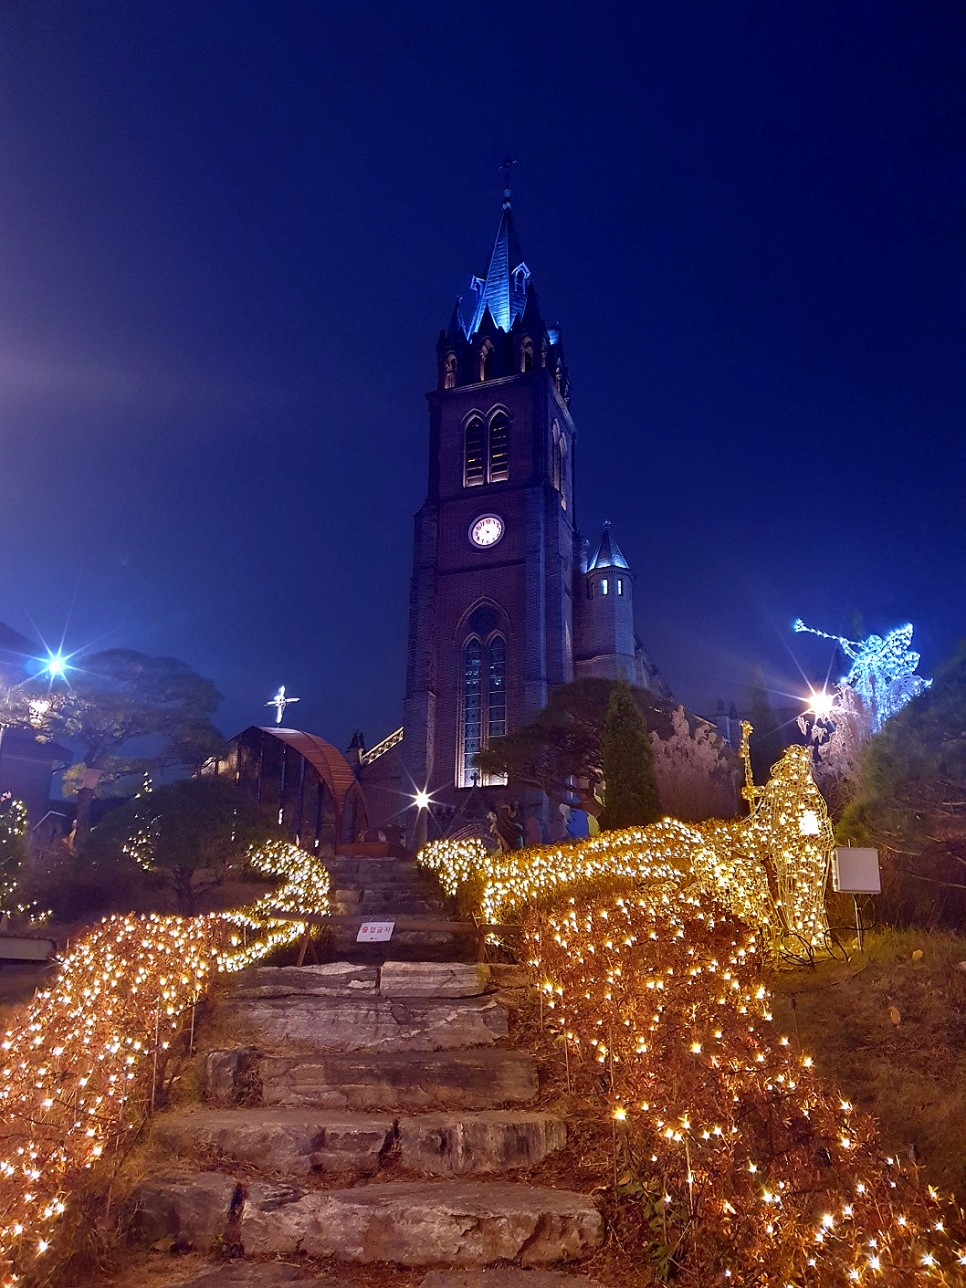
[[45, 652, 67, 678], [414, 789, 431, 810], [807, 688, 835, 719]]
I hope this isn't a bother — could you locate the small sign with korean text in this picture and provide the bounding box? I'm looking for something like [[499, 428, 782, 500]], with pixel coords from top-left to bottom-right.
[[356, 920, 395, 944]]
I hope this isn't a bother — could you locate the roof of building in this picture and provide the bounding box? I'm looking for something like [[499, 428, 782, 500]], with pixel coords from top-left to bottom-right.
[[254, 726, 362, 812], [464, 189, 531, 336], [586, 522, 631, 572]]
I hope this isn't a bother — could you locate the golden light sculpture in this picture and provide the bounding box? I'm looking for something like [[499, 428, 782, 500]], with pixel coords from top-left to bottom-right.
[[416, 747, 965, 1283], [691, 722, 835, 954], [0, 838, 329, 1284]]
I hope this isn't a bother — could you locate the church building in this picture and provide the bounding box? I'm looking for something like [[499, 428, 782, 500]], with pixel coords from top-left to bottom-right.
[[395, 183, 668, 829]]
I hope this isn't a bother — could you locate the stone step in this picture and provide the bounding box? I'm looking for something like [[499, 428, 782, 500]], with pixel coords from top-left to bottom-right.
[[379, 961, 489, 997], [154, 1106, 566, 1178], [132, 1174, 602, 1266], [420, 1273, 603, 1287], [221, 991, 507, 1053], [398, 1110, 566, 1176], [331, 889, 451, 916], [238, 1178, 603, 1265], [153, 1107, 394, 1177], [327, 855, 424, 881], [232, 963, 378, 999], [206, 1048, 539, 1111]]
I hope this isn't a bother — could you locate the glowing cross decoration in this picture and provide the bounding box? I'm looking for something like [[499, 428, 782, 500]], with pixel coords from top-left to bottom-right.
[[266, 685, 300, 725]]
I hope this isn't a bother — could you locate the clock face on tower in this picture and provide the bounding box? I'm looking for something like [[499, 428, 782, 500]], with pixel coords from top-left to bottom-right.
[[469, 514, 505, 549]]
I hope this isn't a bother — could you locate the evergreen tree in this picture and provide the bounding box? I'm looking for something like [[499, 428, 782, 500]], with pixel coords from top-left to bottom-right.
[[747, 666, 787, 787], [599, 680, 660, 831]]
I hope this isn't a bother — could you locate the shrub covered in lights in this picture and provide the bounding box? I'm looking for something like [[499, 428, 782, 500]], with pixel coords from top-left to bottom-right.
[[527, 888, 963, 1285], [420, 746, 965, 1283], [0, 836, 328, 1283]]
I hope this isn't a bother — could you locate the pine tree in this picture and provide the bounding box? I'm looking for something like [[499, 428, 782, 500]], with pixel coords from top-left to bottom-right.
[[747, 665, 787, 787], [599, 680, 660, 830]]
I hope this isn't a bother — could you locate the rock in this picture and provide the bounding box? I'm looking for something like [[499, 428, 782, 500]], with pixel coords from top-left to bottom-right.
[[129, 1170, 239, 1251], [204, 1048, 260, 1104], [488, 965, 532, 990], [239, 1179, 603, 1264], [232, 963, 377, 998], [888, 1005, 902, 1026], [420, 1273, 602, 1287], [154, 1108, 394, 1176], [228, 993, 507, 1052], [398, 1111, 567, 1175], [181, 1265, 353, 1287], [380, 961, 489, 998], [258, 1049, 539, 1111]]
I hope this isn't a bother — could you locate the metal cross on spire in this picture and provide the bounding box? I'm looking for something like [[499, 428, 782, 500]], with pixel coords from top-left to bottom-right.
[[500, 155, 517, 208], [266, 685, 300, 725]]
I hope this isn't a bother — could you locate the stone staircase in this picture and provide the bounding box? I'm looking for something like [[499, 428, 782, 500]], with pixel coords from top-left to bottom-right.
[[116, 854, 604, 1287]]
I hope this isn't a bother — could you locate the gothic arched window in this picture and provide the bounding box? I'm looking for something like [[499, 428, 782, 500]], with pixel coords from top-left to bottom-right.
[[520, 339, 534, 373], [464, 416, 485, 487], [488, 411, 509, 482], [443, 354, 457, 390], [480, 342, 495, 382], [458, 619, 509, 787], [551, 422, 562, 492]]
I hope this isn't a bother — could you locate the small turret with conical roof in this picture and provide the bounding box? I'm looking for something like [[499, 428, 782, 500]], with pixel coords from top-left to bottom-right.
[[574, 522, 640, 686]]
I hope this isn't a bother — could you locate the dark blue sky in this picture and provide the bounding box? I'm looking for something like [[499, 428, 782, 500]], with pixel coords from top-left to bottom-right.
[[1, 1, 963, 746]]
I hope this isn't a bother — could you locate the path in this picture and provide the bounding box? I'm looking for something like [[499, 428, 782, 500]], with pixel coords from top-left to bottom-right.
[[111, 853, 604, 1287]]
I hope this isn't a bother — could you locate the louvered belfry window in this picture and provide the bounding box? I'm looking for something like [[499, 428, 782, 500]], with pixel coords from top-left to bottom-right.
[[464, 417, 485, 487], [488, 412, 509, 482]]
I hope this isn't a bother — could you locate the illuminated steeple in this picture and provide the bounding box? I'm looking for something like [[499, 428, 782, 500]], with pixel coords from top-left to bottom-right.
[[465, 185, 531, 336]]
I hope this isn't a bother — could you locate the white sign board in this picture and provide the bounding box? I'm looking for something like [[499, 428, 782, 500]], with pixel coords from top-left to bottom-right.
[[832, 847, 881, 895], [356, 920, 395, 944]]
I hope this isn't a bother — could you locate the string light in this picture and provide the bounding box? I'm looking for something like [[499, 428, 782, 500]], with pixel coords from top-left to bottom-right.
[[0, 838, 328, 1282], [419, 747, 965, 1283]]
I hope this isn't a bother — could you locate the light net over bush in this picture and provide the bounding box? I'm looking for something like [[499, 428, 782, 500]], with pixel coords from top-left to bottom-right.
[[418, 747, 965, 1283], [0, 839, 328, 1285]]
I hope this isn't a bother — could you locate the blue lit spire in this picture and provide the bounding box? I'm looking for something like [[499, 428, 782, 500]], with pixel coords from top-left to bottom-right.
[[587, 522, 631, 572], [465, 175, 531, 336]]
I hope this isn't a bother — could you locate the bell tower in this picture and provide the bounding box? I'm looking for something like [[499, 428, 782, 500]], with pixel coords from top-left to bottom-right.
[[401, 182, 580, 817]]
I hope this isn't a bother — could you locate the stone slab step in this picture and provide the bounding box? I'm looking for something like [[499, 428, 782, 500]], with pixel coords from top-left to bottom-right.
[[238, 1178, 604, 1265], [399, 1110, 566, 1175], [379, 961, 489, 997], [232, 963, 378, 999], [326, 856, 423, 881], [153, 1108, 394, 1177], [110, 1258, 352, 1287], [222, 992, 507, 1052], [420, 1273, 603, 1287], [331, 890, 447, 916], [206, 1048, 539, 1111]]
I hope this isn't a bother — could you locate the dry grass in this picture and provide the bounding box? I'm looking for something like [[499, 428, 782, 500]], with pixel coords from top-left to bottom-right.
[[769, 927, 966, 1198]]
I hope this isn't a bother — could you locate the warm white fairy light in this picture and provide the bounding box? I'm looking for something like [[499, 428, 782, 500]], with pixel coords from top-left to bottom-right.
[[0, 837, 328, 1282], [418, 748, 964, 1283]]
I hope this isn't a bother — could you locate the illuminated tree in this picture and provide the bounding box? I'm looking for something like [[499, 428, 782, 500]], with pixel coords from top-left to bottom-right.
[[85, 777, 280, 915], [0, 650, 224, 848], [0, 793, 26, 907], [599, 680, 659, 830]]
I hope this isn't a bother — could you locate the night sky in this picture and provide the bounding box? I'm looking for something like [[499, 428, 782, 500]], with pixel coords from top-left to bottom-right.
[[2, 2, 963, 749]]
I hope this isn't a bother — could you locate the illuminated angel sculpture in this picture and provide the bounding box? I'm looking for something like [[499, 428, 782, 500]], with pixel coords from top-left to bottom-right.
[[793, 618, 930, 734]]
